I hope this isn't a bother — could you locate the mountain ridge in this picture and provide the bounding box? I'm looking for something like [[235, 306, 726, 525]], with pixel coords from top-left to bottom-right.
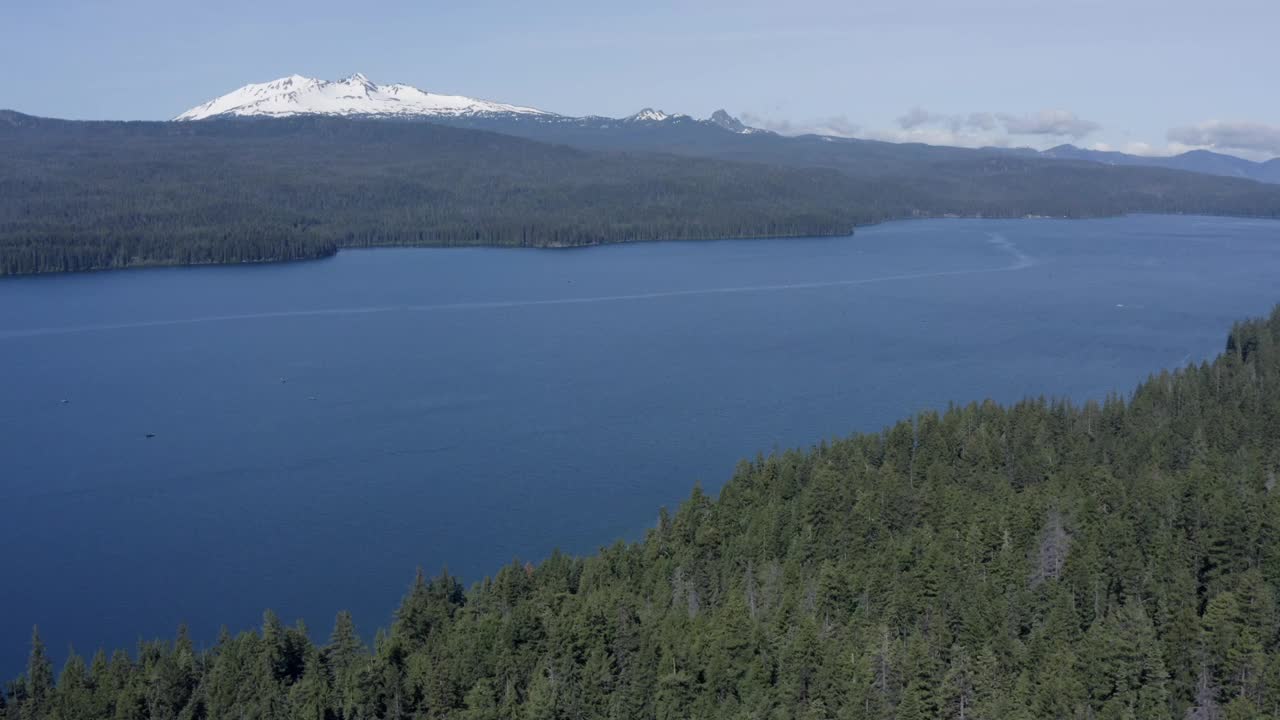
[[173, 73, 763, 135], [172, 74, 1275, 184], [1037, 143, 1280, 184]]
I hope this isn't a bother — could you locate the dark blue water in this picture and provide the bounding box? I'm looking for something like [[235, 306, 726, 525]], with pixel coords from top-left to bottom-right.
[[2, 215, 1278, 674]]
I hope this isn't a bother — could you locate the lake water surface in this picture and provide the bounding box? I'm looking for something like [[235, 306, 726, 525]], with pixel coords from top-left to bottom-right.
[[3, 215, 1279, 673]]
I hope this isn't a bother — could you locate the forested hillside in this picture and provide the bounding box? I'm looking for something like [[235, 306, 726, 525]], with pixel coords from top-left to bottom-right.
[[5, 306, 1280, 718], [0, 112, 869, 275], [444, 111, 1280, 201], [6, 110, 1280, 276]]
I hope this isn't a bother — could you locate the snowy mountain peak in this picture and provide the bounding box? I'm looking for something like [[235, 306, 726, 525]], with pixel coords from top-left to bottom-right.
[[626, 108, 673, 123], [174, 73, 554, 121], [337, 72, 371, 86]]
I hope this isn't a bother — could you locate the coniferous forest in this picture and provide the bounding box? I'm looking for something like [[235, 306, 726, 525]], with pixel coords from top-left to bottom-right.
[[0, 113, 870, 275], [5, 303, 1280, 717], [7, 110, 1280, 276]]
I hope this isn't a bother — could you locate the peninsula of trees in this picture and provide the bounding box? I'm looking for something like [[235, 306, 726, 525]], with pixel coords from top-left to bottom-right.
[[5, 305, 1279, 718]]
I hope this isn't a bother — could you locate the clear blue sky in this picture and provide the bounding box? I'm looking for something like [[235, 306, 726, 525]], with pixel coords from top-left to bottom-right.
[[6, 0, 1278, 158]]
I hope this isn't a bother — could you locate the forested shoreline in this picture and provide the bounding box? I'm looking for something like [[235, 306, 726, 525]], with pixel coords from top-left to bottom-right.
[[5, 305, 1280, 718], [0, 113, 869, 276], [6, 111, 1280, 276]]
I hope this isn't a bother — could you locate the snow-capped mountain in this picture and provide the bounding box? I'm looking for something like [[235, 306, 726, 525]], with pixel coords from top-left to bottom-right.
[[174, 74, 764, 136], [174, 73, 553, 121], [624, 108, 679, 123]]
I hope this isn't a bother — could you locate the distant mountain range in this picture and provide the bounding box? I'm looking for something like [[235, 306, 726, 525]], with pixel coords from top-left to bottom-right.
[[1031, 144, 1280, 185], [5, 72, 1280, 275], [174, 72, 764, 136], [175, 73, 1279, 186], [180, 72, 1280, 184]]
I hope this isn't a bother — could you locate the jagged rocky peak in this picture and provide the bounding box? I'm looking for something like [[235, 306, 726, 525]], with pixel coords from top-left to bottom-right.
[[709, 109, 747, 133]]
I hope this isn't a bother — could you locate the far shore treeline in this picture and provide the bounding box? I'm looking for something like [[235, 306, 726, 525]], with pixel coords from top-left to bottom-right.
[[5, 111, 1280, 276]]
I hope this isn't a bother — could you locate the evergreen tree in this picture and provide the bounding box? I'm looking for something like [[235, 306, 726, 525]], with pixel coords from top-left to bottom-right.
[[23, 628, 54, 720]]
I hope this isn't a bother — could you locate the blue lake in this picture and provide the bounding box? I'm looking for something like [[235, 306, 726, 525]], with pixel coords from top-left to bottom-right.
[[2, 214, 1279, 674]]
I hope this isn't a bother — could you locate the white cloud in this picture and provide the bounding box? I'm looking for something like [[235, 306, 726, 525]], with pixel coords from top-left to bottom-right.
[[897, 107, 942, 130], [1167, 120, 1280, 159], [894, 107, 1099, 139], [744, 106, 1100, 149], [1088, 141, 1166, 156], [966, 112, 999, 132], [863, 126, 1010, 148], [740, 110, 1280, 161], [739, 112, 862, 137], [997, 109, 1099, 139]]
